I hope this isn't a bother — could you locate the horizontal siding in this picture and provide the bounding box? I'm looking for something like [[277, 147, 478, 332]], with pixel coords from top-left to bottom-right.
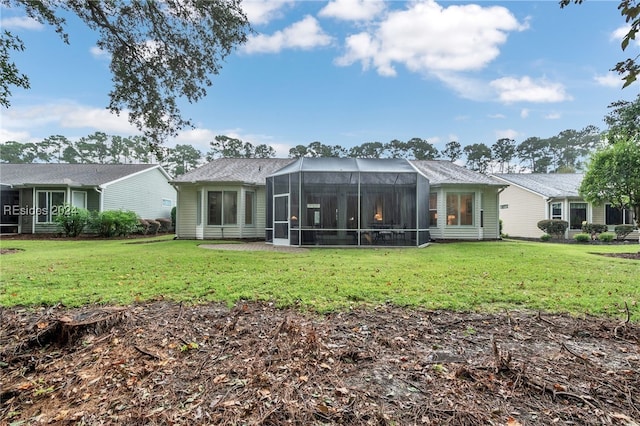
[[103, 168, 176, 219], [176, 187, 198, 239], [482, 189, 500, 239], [498, 185, 546, 238], [176, 184, 266, 240]]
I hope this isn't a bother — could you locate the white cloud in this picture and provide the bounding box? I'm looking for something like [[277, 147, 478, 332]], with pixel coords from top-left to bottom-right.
[[335, 0, 526, 76], [611, 25, 640, 47], [544, 112, 561, 120], [90, 46, 109, 60], [594, 72, 624, 88], [495, 129, 519, 140], [520, 109, 529, 118], [319, 0, 386, 21], [243, 15, 332, 54], [2, 102, 138, 140], [242, 0, 296, 25], [488, 113, 506, 119], [490, 76, 572, 103], [0, 16, 43, 30]]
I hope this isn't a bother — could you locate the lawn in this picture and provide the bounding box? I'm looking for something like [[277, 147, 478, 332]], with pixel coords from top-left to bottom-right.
[[0, 237, 638, 320]]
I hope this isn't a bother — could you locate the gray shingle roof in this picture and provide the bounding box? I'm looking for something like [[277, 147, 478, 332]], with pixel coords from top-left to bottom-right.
[[172, 158, 502, 187], [0, 163, 160, 187], [411, 160, 505, 186], [172, 158, 296, 185], [492, 173, 584, 198]]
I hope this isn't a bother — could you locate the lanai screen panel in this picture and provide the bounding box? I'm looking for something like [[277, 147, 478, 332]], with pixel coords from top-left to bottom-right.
[[268, 158, 429, 246]]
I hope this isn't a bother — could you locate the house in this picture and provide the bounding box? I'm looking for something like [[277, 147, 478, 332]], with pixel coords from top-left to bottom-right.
[[171, 158, 506, 246], [0, 163, 176, 234], [492, 173, 638, 240]]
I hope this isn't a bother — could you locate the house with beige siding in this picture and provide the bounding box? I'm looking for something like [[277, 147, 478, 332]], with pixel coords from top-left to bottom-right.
[[172, 158, 506, 246], [492, 173, 638, 240], [0, 164, 175, 234]]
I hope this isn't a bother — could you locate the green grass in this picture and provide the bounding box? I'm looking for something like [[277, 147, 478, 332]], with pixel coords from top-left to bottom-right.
[[1, 237, 638, 320]]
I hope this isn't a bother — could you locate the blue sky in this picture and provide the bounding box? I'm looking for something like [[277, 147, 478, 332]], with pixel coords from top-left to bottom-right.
[[1, 0, 639, 158]]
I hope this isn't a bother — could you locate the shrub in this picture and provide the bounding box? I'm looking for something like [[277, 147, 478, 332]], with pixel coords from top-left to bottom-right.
[[537, 219, 569, 239], [540, 233, 551, 242], [581, 223, 608, 240], [573, 233, 590, 243], [171, 206, 176, 228], [156, 218, 172, 232], [597, 232, 615, 242], [614, 225, 636, 240], [54, 204, 90, 237], [145, 219, 160, 234], [90, 210, 139, 237]]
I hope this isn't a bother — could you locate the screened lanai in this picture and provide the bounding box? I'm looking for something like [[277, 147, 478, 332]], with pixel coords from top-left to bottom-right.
[[265, 158, 430, 247]]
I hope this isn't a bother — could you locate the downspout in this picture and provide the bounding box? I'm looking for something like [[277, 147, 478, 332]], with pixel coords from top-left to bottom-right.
[[31, 188, 36, 234], [94, 186, 104, 212]]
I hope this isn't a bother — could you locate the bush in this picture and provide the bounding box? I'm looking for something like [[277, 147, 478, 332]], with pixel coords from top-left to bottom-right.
[[54, 204, 90, 237], [614, 225, 636, 240], [90, 210, 139, 237], [156, 218, 172, 232], [598, 232, 615, 242], [573, 233, 590, 243], [146, 219, 161, 234], [581, 222, 608, 240], [171, 206, 176, 228], [540, 233, 551, 242], [537, 219, 569, 239]]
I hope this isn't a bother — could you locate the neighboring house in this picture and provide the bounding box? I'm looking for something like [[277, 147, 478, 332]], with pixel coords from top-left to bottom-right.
[[0, 164, 175, 234], [492, 173, 638, 240], [171, 157, 506, 246]]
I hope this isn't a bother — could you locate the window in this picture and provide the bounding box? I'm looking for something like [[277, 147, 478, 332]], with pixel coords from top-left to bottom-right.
[[207, 191, 237, 225], [429, 193, 438, 227], [569, 202, 587, 229], [72, 191, 87, 209], [36, 191, 65, 223], [550, 202, 562, 220], [446, 193, 473, 226], [162, 198, 172, 207], [605, 204, 634, 225], [245, 191, 255, 226]]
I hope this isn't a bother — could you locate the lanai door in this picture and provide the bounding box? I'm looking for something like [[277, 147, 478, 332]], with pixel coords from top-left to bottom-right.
[[273, 193, 289, 245]]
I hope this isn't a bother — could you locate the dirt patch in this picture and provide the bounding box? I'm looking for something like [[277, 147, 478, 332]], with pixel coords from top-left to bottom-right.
[[1, 302, 638, 425], [597, 251, 640, 260]]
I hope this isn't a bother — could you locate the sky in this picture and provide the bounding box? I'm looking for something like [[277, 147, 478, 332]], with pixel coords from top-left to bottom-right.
[[1, 0, 639, 159]]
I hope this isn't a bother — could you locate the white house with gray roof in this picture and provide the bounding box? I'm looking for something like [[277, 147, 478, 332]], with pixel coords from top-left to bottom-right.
[[0, 163, 175, 234], [492, 173, 638, 239], [171, 158, 506, 245]]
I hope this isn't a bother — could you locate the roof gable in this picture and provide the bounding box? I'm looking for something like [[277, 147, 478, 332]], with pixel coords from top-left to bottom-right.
[[0, 164, 162, 187], [411, 160, 504, 186], [492, 173, 584, 198], [172, 158, 296, 185]]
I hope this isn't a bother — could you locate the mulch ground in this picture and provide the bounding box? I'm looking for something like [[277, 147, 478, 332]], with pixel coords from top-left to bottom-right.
[[1, 301, 638, 425]]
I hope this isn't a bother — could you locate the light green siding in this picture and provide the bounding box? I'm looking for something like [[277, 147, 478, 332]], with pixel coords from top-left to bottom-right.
[[426, 186, 500, 241], [176, 184, 268, 240], [103, 167, 176, 219]]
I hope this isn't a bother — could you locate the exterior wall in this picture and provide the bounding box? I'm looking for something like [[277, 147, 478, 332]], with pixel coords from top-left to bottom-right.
[[176, 186, 198, 239], [429, 185, 501, 240], [497, 184, 547, 239], [175, 184, 266, 240], [481, 187, 501, 240], [103, 167, 176, 219], [591, 204, 639, 241]]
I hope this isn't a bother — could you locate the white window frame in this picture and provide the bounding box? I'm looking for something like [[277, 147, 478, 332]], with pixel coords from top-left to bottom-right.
[[72, 191, 87, 209], [36, 190, 65, 223], [445, 192, 474, 226]]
